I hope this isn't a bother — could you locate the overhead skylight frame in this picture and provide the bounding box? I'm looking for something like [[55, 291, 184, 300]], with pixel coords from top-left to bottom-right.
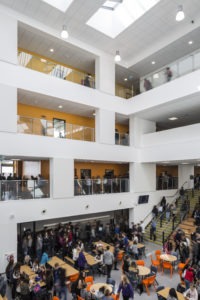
[[87, 0, 160, 39], [42, 0, 74, 12]]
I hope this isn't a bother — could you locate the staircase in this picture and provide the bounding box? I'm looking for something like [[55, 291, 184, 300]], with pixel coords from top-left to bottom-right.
[[144, 189, 199, 245]]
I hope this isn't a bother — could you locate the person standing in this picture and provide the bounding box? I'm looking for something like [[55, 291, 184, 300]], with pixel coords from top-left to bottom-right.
[[144, 78, 152, 91], [165, 67, 173, 82], [117, 275, 134, 300], [103, 246, 114, 279], [150, 219, 156, 241]]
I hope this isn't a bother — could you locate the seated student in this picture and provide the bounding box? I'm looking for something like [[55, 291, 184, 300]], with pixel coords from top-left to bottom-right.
[[184, 284, 198, 300], [167, 288, 178, 300], [102, 289, 113, 300]]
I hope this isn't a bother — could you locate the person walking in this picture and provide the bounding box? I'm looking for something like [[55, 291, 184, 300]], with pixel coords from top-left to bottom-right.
[[103, 246, 114, 279], [117, 275, 134, 300]]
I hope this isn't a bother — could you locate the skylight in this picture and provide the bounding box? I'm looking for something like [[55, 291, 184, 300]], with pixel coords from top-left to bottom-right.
[[42, 0, 74, 12], [87, 0, 160, 38]]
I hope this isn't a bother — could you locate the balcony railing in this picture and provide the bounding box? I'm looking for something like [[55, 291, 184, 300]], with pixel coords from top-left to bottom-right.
[[18, 50, 95, 88], [140, 48, 200, 93], [74, 178, 129, 195], [0, 180, 49, 200], [115, 132, 129, 146], [156, 176, 178, 190], [17, 116, 95, 142]]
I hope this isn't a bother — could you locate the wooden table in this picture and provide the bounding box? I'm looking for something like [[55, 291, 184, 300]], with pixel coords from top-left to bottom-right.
[[47, 256, 66, 267], [20, 265, 45, 287], [84, 252, 99, 266], [157, 287, 185, 300], [94, 241, 114, 253], [160, 254, 177, 262], [90, 283, 112, 294], [129, 265, 150, 276], [60, 263, 79, 277]]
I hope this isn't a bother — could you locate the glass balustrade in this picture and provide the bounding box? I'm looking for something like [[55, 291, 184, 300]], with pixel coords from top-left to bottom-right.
[[0, 180, 49, 200], [17, 115, 95, 142], [115, 132, 129, 146], [156, 176, 178, 190], [140, 48, 200, 93], [74, 178, 129, 195], [18, 50, 95, 88]]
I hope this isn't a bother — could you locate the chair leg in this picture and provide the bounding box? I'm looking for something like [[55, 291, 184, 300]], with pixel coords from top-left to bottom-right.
[[144, 284, 150, 296]]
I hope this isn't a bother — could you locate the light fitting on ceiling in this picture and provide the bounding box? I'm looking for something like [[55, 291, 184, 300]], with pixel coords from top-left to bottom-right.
[[61, 25, 69, 39], [114, 50, 121, 62], [188, 40, 193, 45], [176, 5, 185, 22], [168, 117, 178, 121]]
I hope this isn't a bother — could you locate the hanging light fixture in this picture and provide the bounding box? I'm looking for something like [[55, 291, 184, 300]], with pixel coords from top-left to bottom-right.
[[114, 50, 121, 62], [61, 25, 69, 39], [176, 5, 185, 22]]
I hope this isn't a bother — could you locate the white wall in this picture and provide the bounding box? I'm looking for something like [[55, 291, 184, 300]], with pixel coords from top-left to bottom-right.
[[0, 12, 17, 64], [129, 116, 156, 146], [178, 164, 194, 189], [0, 83, 17, 132], [95, 109, 115, 144]]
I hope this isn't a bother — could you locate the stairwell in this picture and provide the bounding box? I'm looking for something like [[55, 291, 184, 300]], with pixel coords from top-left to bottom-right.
[[143, 189, 200, 245]]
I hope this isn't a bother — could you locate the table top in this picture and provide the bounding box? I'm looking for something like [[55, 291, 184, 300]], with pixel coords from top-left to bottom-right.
[[128, 241, 145, 249], [84, 252, 99, 266], [129, 265, 150, 276], [160, 254, 177, 262], [60, 263, 79, 278], [20, 265, 45, 287], [94, 241, 114, 253], [47, 256, 66, 267], [157, 287, 185, 300], [90, 283, 112, 294]]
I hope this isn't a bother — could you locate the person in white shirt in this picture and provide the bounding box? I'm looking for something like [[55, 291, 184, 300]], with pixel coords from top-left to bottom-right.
[[184, 284, 198, 300]]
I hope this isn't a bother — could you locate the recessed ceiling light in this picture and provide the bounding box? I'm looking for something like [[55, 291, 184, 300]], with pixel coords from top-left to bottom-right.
[[162, 162, 170, 164], [40, 58, 47, 63], [58, 105, 63, 109], [188, 40, 193, 45], [124, 78, 128, 81], [168, 117, 178, 121], [181, 162, 189, 165], [50, 48, 54, 52], [151, 61, 156, 65]]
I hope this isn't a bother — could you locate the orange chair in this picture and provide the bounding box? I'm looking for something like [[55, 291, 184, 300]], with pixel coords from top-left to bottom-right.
[[150, 255, 160, 271], [136, 260, 145, 266], [77, 296, 85, 300], [85, 276, 94, 292], [142, 275, 156, 295], [178, 258, 190, 274], [155, 250, 161, 256], [111, 295, 119, 300], [162, 261, 173, 277], [69, 273, 79, 282]]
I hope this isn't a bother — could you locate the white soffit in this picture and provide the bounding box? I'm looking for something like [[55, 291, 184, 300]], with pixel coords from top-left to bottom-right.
[[86, 0, 160, 39], [41, 0, 74, 12]]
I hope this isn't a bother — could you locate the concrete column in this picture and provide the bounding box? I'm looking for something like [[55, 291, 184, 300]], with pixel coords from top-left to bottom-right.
[[129, 116, 156, 147], [0, 12, 17, 64], [50, 158, 74, 198], [178, 164, 194, 189], [133, 162, 156, 192], [95, 109, 115, 144], [95, 54, 115, 95]]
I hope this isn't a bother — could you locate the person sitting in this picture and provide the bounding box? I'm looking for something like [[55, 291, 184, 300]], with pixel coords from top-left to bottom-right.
[[184, 283, 198, 300]]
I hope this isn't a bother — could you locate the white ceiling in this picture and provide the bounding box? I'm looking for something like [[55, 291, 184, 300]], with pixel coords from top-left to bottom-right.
[[0, 0, 200, 87]]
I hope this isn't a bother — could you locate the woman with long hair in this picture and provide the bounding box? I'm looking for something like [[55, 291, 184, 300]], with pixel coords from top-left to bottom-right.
[[117, 275, 134, 300]]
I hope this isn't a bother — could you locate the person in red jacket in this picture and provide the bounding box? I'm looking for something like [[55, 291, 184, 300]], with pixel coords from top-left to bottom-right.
[[183, 266, 194, 290]]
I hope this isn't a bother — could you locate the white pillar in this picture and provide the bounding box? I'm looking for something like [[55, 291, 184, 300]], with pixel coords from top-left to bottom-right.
[[129, 116, 156, 146], [95, 109, 115, 144], [50, 158, 74, 198], [129, 208, 134, 227], [0, 12, 17, 64], [95, 54, 115, 95], [0, 84, 17, 132], [133, 162, 156, 192], [178, 164, 194, 189]]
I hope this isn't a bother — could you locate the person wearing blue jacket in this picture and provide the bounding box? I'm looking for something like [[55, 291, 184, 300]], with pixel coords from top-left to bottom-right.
[[117, 275, 134, 300], [39, 251, 49, 265]]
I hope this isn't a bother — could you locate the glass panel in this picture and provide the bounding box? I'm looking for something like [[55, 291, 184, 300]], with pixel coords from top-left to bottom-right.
[[53, 118, 66, 138], [178, 55, 193, 76]]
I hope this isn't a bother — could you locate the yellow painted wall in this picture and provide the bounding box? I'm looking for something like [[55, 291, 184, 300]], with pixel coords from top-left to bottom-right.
[[156, 165, 178, 177], [18, 103, 95, 127], [75, 162, 129, 178]]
